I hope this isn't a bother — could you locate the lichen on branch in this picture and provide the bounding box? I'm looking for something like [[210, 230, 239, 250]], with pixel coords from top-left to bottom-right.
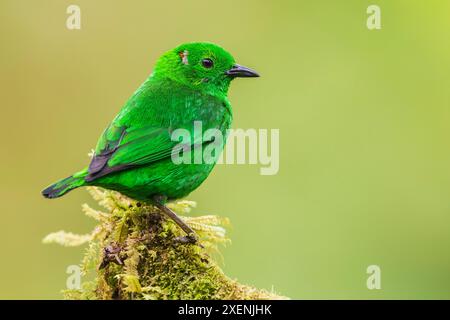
[[43, 187, 286, 300]]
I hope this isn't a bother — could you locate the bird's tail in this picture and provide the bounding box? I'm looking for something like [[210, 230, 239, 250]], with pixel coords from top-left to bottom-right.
[[42, 170, 87, 199]]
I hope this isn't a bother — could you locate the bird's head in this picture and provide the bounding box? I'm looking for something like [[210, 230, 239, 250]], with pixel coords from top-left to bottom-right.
[[153, 42, 259, 95]]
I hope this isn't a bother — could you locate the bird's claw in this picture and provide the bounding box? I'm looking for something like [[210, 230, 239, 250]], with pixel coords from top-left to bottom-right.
[[174, 233, 203, 247]]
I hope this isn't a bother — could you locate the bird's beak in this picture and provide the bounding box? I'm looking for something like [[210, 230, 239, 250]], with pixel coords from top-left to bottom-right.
[[225, 64, 260, 78]]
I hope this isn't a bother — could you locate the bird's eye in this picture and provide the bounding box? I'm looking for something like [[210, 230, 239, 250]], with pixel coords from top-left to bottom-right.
[[202, 58, 214, 69]]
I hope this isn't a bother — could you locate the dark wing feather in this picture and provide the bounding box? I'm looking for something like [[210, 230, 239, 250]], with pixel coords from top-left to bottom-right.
[[88, 125, 127, 175], [85, 124, 207, 182]]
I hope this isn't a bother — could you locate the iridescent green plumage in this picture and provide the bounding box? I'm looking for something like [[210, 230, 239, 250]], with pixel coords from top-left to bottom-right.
[[42, 42, 258, 203]]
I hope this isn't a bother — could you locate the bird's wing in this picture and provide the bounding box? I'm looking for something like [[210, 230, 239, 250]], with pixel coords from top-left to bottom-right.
[[84, 77, 229, 182], [85, 123, 206, 182]]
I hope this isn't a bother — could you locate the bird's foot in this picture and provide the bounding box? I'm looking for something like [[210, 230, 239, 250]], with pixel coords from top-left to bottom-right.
[[174, 233, 202, 247]]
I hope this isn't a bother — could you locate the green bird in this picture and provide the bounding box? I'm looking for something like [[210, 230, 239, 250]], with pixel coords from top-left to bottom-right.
[[42, 42, 259, 243]]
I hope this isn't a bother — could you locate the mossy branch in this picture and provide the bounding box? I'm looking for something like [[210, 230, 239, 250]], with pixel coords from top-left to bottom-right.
[[43, 187, 286, 300]]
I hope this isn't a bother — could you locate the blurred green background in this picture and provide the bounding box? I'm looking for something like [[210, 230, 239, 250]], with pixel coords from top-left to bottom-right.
[[1, 0, 450, 299]]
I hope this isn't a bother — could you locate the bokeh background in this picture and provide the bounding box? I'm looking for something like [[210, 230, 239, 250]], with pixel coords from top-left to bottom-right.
[[1, 0, 449, 299]]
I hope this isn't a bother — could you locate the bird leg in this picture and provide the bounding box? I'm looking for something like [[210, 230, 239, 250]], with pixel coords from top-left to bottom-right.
[[153, 195, 198, 244]]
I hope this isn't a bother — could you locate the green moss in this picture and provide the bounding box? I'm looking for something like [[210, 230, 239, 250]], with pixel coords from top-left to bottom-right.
[[45, 187, 286, 300]]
